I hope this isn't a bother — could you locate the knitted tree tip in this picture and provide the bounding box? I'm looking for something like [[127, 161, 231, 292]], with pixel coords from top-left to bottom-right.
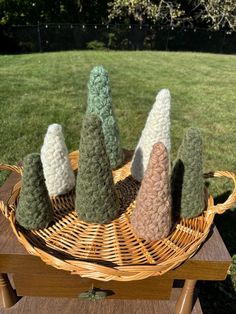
[[171, 127, 205, 219], [76, 113, 119, 224], [16, 153, 54, 230], [47, 123, 62, 134], [82, 113, 101, 134], [89, 65, 108, 84], [41, 123, 75, 196], [182, 127, 202, 147], [87, 65, 123, 169], [131, 88, 171, 182], [155, 88, 171, 102], [131, 142, 172, 241]]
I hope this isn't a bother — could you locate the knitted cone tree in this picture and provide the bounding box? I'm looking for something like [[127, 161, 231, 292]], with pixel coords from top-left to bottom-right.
[[16, 153, 54, 230], [41, 124, 75, 196], [87, 65, 123, 169], [131, 142, 171, 241], [131, 89, 171, 182], [171, 128, 205, 219], [75, 114, 119, 224]]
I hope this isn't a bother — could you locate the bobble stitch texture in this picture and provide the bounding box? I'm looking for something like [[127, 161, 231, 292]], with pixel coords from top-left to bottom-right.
[[75, 114, 119, 224], [41, 124, 75, 196], [131, 89, 171, 182], [87, 65, 123, 169], [171, 128, 205, 219], [16, 153, 54, 230], [131, 143, 172, 241]]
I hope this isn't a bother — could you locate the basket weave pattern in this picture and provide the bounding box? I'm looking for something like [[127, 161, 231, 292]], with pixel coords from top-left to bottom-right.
[[0, 151, 236, 282]]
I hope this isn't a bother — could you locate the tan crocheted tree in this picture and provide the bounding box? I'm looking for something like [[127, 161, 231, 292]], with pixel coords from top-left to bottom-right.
[[131, 142, 172, 241]]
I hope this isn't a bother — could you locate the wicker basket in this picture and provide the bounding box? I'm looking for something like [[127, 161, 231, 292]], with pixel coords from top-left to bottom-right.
[[0, 150, 236, 282]]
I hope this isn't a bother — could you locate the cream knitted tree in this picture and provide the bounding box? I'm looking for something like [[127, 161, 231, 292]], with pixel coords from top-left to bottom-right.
[[131, 89, 171, 182], [131, 142, 171, 241], [41, 124, 75, 196]]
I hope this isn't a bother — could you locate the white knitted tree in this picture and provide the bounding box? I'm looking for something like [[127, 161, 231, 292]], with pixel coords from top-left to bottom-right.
[[131, 89, 171, 182], [41, 124, 75, 196]]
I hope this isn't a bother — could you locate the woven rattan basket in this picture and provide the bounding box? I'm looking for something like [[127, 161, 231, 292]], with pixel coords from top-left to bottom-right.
[[1, 150, 236, 282]]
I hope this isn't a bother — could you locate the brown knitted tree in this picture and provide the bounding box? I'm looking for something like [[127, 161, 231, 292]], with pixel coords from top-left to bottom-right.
[[131, 142, 172, 241]]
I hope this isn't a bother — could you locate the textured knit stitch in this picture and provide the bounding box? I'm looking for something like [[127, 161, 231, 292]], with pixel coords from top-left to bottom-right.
[[41, 124, 75, 196], [75, 114, 119, 224], [131, 89, 171, 182], [171, 128, 205, 219], [87, 65, 123, 169], [16, 153, 54, 230], [131, 143, 171, 241]]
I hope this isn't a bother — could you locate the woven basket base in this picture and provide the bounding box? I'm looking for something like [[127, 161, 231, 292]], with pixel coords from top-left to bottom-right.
[[1, 151, 236, 281]]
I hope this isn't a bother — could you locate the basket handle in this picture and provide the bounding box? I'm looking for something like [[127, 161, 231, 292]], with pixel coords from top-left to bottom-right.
[[204, 171, 236, 215], [0, 164, 23, 175], [0, 164, 22, 218]]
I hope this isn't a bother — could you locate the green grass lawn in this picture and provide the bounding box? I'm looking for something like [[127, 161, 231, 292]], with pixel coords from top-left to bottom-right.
[[0, 50, 236, 312]]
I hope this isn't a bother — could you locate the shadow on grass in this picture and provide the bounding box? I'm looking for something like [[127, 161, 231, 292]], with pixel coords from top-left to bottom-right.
[[198, 191, 236, 314]]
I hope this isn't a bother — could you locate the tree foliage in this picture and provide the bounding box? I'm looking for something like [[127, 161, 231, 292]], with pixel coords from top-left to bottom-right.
[[0, 0, 235, 31], [108, 0, 236, 31], [108, 0, 185, 26], [198, 0, 236, 31], [0, 0, 108, 25]]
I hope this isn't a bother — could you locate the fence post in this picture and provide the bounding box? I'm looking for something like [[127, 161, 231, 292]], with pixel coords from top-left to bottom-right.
[[37, 21, 42, 52]]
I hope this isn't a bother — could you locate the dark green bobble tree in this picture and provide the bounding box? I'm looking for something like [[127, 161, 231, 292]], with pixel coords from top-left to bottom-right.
[[171, 128, 205, 219], [16, 153, 54, 230], [75, 114, 119, 224], [87, 65, 123, 169]]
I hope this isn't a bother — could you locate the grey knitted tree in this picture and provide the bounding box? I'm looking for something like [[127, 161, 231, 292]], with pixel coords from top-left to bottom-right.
[[131, 143, 172, 241], [75, 114, 119, 224], [171, 128, 205, 219], [87, 65, 123, 169], [16, 153, 54, 230]]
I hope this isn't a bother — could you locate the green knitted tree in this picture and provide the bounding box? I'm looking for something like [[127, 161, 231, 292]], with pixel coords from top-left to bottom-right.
[[75, 114, 119, 224], [16, 153, 54, 230], [171, 128, 205, 219], [87, 65, 123, 169]]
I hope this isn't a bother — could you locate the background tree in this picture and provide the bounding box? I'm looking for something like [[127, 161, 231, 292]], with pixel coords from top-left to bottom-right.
[[198, 0, 236, 31], [108, 0, 186, 26], [0, 0, 108, 25]]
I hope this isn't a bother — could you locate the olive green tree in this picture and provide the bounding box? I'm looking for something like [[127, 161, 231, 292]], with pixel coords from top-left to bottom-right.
[[16, 153, 54, 230], [171, 128, 205, 219], [75, 114, 119, 224]]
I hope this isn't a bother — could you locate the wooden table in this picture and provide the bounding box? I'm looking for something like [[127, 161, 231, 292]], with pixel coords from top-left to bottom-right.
[[0, 172, 232, 314]]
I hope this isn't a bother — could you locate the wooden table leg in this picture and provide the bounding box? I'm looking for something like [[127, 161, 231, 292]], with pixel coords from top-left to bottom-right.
[[175, 279, 197, 314], [0, 273, 18, 308]]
